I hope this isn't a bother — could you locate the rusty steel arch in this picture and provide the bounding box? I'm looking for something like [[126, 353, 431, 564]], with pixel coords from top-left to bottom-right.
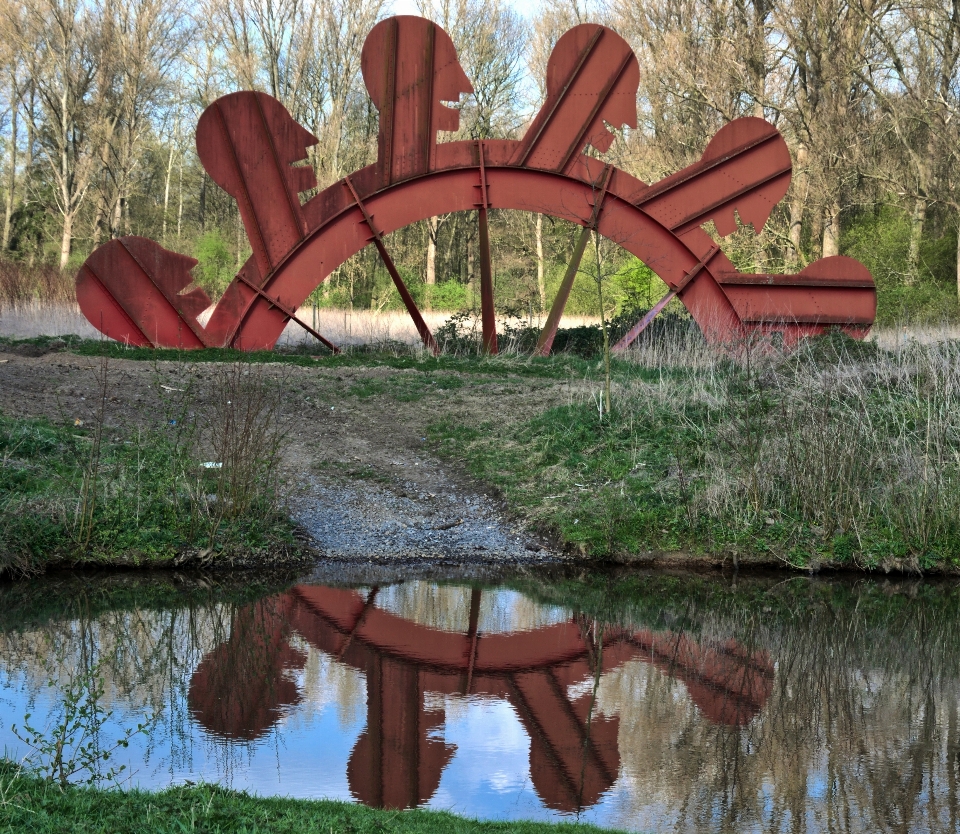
[[75, 17, 876, 355]]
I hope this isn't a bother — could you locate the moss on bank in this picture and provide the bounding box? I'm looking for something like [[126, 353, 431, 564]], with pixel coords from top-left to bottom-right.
[[0, 763, 627, 834]]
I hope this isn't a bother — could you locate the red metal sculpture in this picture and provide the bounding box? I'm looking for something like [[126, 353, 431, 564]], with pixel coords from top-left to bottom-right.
[[75, 16, 876, 353]]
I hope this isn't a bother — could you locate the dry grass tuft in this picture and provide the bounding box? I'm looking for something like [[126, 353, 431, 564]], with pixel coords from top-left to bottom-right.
[[619, 331, 960, 566], [0, 261, 74, 308]]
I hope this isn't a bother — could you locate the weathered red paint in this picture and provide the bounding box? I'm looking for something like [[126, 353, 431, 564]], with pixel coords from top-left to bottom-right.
[[75, 17, 875, 353], [475, 140, 498, 354], [75, 237, 210, 348]]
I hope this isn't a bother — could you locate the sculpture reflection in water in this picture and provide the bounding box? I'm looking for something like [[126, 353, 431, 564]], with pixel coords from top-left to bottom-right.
[[188, 585, 773, 812]]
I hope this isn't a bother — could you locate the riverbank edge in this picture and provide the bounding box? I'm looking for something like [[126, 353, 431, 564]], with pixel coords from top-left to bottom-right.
[[7, 455, 959, 581], [5, 336, 960, 578], [0, 762, 630, 834]]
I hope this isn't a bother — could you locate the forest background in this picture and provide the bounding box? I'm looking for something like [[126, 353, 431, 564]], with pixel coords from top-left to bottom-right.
[[0, 0, 957, 327]]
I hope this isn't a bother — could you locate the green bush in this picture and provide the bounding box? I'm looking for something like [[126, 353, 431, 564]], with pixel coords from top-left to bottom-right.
[[842, 204, 960, 324], [193, 231, 234, 298], [423, 280, 470, 310]]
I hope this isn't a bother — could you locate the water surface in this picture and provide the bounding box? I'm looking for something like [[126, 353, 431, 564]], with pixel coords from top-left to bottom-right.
[[0, 570, 958, 833]]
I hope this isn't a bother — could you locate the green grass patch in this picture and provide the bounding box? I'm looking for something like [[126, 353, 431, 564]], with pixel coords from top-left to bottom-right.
[[347, 373, 464, 401], [429, 403, 702, 559], [0, 412, 297, 576], [0, 334, 678, 384], [0, 762, 628, 834]]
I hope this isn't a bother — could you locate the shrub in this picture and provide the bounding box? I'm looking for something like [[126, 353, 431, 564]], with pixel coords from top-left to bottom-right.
[[193, 231, 234, 299], [842, 205, 960, 324]]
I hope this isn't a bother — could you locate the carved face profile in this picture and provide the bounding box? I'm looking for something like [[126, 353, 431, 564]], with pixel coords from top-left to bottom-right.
[[515, 24, 639, 173], [361, 16, 473, 184], [196, 91, 319, 273]]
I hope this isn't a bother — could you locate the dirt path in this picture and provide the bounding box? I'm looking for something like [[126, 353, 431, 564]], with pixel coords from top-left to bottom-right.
[[1, 344, 580, 568]]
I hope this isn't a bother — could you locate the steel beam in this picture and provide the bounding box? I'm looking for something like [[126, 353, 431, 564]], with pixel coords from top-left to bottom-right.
[[344, 175, 439, 356], [536, 165, 613, 356], [476, 141, 498, 354], [235, 271, 340, 353]]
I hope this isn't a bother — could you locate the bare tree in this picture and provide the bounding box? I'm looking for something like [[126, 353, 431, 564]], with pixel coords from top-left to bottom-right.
[[92, 0, 192, 243], [857, 0, 960, 288], [775, 0, 890, 258], [6, 0, 127, 267], [0, 1, 30, 251], [416, 0, 527, 296]]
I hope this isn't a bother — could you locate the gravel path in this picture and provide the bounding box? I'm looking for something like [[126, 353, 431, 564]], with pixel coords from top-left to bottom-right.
[[289, 469, 561, 571]]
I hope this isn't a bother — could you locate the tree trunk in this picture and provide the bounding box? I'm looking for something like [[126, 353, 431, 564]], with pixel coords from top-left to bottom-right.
[[907, 196, 926, 285], [956, 212, 960, 303], [467, 237, 475, 307], [25, 84, 34, 172], [59, 212, 72, 269], [112, 195, 123, 239], [91, 200, 106, 247], [536, 213, 545, 313], [788, 142, 807, 267], [810, 211, 823, 260], [236, 205, 243, 269], [199, 173, 207, 232], [822, 202, 841, 258], [3, 92, 16, 251], [425, 216, 438, 311], [162, 143, 175, 243], [177, 154, 184, 239]]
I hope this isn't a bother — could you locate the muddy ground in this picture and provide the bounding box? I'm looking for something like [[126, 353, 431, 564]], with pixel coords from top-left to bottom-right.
[[1, 342, 591, 572]]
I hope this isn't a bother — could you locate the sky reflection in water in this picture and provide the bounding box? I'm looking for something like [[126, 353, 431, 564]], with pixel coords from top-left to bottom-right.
[[0, 573, 957, 833]]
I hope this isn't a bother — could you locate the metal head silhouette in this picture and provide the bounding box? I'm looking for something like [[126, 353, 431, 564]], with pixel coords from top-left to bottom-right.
[[196, 91, 319, 274], [515, 24, 639, 172], [361, 15, 473, 184]]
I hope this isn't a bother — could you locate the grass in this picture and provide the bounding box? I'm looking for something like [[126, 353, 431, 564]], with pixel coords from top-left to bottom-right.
[[0, 360, 303, 577], [347, 373, 465, 401], [429, 330, 960, 572], [0, 762, 628, 834], [0, 332, 605, 379], [7, 327, 960, 573], [0, 412, 297, 576]]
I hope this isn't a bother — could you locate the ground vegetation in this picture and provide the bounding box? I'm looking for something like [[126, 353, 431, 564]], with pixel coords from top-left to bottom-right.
[[3, 329, 960, 574], [0, 762, 626, 834], [0, 352, 305, 576]]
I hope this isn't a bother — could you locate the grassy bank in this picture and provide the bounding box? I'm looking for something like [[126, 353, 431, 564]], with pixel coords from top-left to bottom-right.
[[429, 331, 960, 573], [0, 763, 625, 834], [0, 359, 303, 577], [6, 329, 960, 574]]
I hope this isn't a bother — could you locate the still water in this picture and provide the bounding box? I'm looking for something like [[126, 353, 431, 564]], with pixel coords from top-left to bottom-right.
[[0, 570, 958, 833]]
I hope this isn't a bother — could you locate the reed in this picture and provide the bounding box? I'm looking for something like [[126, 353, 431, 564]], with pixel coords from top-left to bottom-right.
[[0, 260, 74, 308], [623, 330, 960, 567]]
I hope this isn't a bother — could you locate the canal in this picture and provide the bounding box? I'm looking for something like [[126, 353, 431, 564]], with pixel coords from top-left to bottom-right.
[[0, 568, 957, 833]]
